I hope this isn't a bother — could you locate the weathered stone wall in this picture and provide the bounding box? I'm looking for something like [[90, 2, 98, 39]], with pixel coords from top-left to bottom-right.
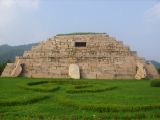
[[1, 33, 159, 79], [145, 62, 159, 78]]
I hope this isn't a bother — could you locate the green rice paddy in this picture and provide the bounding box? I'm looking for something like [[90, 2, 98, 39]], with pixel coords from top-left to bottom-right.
[[0, 77, 160, 120]]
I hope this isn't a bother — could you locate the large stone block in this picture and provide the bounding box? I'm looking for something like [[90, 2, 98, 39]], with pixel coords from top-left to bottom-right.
[[135, 62, 147, 80], [69, 64, 80, 79]]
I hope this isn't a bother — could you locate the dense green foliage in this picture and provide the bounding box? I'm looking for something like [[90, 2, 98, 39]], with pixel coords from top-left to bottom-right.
[[151, 60, 160, 68], [158, 68, 160, 74], [151, 80, 160, 87], [56, 32, 106, 36], [0, 78, 160, 119], [0, 43, 37, 63], [0, 62, 8, 75]]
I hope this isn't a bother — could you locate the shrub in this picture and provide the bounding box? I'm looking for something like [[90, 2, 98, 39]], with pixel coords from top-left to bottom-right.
[[150, 80, 160, 87], [158, 68, 160, 74]]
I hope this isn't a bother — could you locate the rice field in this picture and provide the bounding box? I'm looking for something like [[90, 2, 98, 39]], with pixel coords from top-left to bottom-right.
[[0, 77, 160, 120]]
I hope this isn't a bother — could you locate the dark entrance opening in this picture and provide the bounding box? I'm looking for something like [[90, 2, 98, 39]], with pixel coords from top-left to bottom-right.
[[75, 42, 86, 47]]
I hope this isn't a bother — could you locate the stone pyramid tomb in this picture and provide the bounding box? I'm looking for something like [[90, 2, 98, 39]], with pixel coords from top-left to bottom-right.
[[1, 33, 159, 79]]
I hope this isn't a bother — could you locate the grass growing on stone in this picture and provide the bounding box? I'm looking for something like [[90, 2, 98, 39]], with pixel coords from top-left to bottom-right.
[[0, 77, 160, 119], [56, 32, 106, 36]]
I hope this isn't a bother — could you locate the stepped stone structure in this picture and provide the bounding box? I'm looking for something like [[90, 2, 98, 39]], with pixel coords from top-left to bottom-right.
[[1, 33, 159, 79]]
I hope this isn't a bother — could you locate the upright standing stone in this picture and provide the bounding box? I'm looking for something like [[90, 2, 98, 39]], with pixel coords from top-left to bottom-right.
[[135, 62, 147, 80], [69, 64, 80, 79], [1, 63, 14, 77]]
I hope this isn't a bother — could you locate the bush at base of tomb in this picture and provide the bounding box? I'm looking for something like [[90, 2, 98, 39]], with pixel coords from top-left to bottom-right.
[[150, 80, 160, 87]]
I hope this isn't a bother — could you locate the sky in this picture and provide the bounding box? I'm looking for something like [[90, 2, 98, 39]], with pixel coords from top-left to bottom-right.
[[0, 0, 160, 61]]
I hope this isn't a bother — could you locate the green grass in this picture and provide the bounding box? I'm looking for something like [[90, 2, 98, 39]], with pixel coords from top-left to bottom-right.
[[0, 77, 160, 119]]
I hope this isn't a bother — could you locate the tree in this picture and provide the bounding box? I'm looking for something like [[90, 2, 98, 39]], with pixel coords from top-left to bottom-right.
[[158, 68, 160, 74]]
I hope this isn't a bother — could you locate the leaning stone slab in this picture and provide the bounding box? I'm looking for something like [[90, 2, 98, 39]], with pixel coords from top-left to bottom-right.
[[11, 60, 22, 77], [69, 64, 80, 79], [145, 62, 159, 79], [1, 63, 14, 77]]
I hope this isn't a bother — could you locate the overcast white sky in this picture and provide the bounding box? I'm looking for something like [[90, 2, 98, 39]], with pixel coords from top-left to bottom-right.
[[0, 0, 160, 61]]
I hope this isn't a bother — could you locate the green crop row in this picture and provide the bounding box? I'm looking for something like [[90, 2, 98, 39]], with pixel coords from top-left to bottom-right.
[[66, 86, 117, 93], [27, 80, 88, 86], [0, 95, 50, 106], [80, 104, 160, 112], [55, 95, 160, 113], [74, 84, 93, 89], [27, 81, 48, 86], [50, 80, 88, 85], [19, 85, 60, 92]]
